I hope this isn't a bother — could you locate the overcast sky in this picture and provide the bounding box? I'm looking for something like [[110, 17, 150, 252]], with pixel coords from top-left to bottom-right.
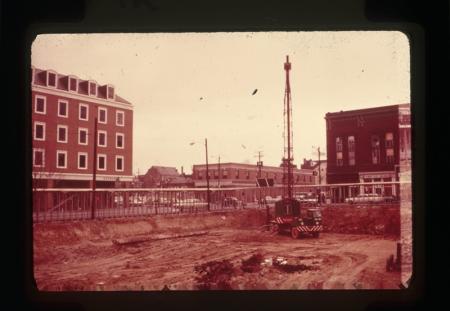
[[32, 31, 410, 175]]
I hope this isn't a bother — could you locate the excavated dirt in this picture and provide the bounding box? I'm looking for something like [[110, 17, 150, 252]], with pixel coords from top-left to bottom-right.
[[33, 207, 407, 290]]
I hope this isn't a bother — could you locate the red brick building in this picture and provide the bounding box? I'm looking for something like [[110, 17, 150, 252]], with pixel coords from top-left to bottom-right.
[[31, 67, 133, 188], [192, 162, 314, 188], [325, 104, 411, 201]]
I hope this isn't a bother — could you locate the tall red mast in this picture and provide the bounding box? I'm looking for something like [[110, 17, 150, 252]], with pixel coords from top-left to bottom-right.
[[283, 55, 294, 200]]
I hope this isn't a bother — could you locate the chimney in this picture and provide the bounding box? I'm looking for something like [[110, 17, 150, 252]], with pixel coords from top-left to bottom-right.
[[181, 166, 184, 175]]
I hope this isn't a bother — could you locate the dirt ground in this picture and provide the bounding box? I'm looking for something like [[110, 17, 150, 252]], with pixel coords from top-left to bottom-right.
[[33, 208, 405, 291]]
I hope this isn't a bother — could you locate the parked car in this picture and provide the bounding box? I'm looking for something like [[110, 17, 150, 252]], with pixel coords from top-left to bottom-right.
[[345, 193, 384, 204], [174, 198, 207, 208], [294, 192, 318, 205], [223, 197, 242, 208]]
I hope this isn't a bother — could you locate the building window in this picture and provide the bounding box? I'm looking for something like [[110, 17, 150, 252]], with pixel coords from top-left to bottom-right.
[[33, 149, 45, 168], [198, 171, 202, 179], [89, 82, 97, 96], [116, 156, 124, 171], [386, 148, 395, 164], [371, 135, 380, 164], [56, 150, 67, 169], [116, 133, 124, 149], [385, 132, 394, 148], [385, 132, 395, 164], [78, 152, 88, 170], [116, 111, 124, 126], [336, 152, 343, 166], [98, 131, 107, 147], [214, 170, 219, 178], [336, 137, 343, 152], [336, 137, 343, 166], [57, 125, 68, 143], [98, 107, 107, 124], [34, 122, 45, 141], [348, 136, 355, 166], [47, 72, 56, 87], [236, 170, 240, 178], [246, 171, 250, 179], [223, 170, 228, 179], [78, 128, 88, 145], [57, 100, 68, 118], [35, 96, 46, 114], [69, 77, 77, 91], [97, 154, 106, 171], [107, 86, 114, 99], [79, 103, 89, 121]]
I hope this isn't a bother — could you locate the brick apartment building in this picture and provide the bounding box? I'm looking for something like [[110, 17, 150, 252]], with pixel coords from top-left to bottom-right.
[[31, 67, 133, 188], [192, 162, 315, 188], [325, 104, 411, 202]]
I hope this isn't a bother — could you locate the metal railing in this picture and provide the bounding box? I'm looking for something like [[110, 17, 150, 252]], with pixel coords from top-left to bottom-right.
[[32, 181, 412, 222]]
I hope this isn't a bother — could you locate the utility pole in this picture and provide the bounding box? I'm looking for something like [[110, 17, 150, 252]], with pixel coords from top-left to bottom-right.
[[256, 151, 264, 207], [91, 117, 98, 220], [218, 155, 221, 207], [218, 155, 221, 189], [205, 138, 210, 211], [317, 146, 321, 205]]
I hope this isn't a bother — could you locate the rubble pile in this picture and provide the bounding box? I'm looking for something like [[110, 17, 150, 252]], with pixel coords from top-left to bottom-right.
[[194, 259, 236, 290], [241, 253, 264, 273]]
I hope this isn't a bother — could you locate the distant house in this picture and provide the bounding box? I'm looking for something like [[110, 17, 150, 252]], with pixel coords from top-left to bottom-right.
[[142, 166, 194, 188], [301, 159, 327, 185]]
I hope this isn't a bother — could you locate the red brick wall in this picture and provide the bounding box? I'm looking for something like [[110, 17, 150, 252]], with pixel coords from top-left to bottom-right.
[[31, 90, 133, 177], [326, 107, 400, 184]]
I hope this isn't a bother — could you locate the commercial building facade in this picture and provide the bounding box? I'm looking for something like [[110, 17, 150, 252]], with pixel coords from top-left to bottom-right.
[[325, 104, 411, 202], [192, 162, 315, 188], [31, 67, 133, 188]]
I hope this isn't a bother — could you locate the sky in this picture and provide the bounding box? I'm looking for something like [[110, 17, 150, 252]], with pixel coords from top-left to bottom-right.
[[31, 31, 410, 175]]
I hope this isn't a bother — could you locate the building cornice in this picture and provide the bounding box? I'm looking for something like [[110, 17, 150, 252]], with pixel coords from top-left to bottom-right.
[[32, 85, 134, 111]]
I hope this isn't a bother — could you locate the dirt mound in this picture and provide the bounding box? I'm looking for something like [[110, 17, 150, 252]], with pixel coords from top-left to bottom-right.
[[321, 205, 400, 236]]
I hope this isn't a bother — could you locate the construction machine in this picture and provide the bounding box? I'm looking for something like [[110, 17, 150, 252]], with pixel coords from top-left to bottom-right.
[[268, 55, 323, 239]]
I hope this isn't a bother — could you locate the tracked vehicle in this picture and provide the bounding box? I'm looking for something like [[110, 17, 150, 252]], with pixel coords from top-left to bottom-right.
[[270, 199, 322, 238]]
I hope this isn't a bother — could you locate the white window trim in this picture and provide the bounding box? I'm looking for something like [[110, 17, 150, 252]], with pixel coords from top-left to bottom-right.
[[78, 128, 89, 145], [115, 155, 124, 172], [79, 103, 89, 121], [34, 95, 46, 115], [69, 76, 78, 93], [47, 71, 57, 88], [98, 107, 108, 124], [33, 148, 45, 168], [98, 130, 107, 147], [77, 152, 88, 170], [116, 110, 124, 126], [97, 154, 107, 171], [56, 150, 67, 169], [34, 121, 46, 141], [57, 125, 68, 143], [57, 99, 69, 118], [116, 132, 124, 149]]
